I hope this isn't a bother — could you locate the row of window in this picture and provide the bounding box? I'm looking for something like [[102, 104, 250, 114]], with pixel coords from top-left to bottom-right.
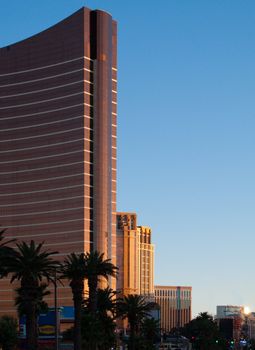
[[155, 289, 191, 298]]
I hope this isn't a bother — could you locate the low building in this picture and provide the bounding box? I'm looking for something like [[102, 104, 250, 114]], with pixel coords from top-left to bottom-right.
[[216, 305, 246, 341], [154, 286, 192, 333], [216, 305, 244, 319]]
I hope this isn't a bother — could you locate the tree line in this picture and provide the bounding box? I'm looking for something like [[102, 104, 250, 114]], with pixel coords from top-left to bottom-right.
[[0, 229, 158, 350]]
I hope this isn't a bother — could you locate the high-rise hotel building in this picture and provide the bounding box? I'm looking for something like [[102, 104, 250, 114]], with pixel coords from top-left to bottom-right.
[[0, 8, 117, 314], [116, 212, 154, 298]]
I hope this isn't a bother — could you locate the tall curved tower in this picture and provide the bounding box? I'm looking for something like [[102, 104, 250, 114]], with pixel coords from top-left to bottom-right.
[[0, 7, 117, 314]]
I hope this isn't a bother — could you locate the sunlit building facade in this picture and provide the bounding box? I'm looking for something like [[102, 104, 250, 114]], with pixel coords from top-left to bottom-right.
[[0, 7, 117, 314], [116, 212, 154, 297], [154, 286, 192, 332], [215, 305, 253, 341]]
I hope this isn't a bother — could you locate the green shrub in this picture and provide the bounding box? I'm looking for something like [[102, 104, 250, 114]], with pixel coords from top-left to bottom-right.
[[0, 315, 18, 350]]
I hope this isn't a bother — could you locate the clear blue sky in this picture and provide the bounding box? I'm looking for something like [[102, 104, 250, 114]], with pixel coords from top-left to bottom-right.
[[1, 0, 255, 317]]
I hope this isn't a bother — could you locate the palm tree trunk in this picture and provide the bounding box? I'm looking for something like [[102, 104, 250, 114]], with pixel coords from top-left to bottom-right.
[[88, 277, 98, 315], [22, 281, 38, 350], [26, 303, 37, 350], [129, 322, 136, 350], [72, 286, 83, 350]]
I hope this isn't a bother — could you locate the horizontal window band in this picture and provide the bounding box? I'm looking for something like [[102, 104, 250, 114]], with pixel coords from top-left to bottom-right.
[[54, 251, 83, 257], [0, 115, 93, 135], [0, 69, 92, 88], [44, 297, 82, 301], [42, 299, 66, 303], [112, 157, 117, 160], [112, 135, 117, 138], [0, 91, 84, 110], [0, 160, 90, 175], [0, 149, 86, 164], [0, 103, 84, 121], [0, 310, 17, 313], [44, 240, 92, 247], [0, 68, 82, 88], [0, 80, 90, 99], [0, 206, 92, 218], [0, 115, 84, 132], [0, 127, 88, 143], [112, 124, 117, 127], [112, 79, 117, 82], [0, 218, 85, 228], [0, 139, 91, 154], [112, 90, 117, 93], [0, 56, 92, 77], [0, 300, 15, 303], [0, 184, 86, 197], [0, 172, 91, 186], [0, 195, 85, 208], [10, 228, 92, 239]]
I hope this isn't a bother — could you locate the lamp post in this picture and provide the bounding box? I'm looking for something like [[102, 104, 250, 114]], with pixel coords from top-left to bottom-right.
[[54, 269, 59, 350]]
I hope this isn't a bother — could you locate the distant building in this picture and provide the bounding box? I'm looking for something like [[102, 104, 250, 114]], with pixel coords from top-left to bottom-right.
[[216, 305, 244, 319], [116, 212, 154, 298], [247, 313, 255, 340], [137, 225, 154, 296], [216, 306, 255, 340], [154, 286, 192, 333], [216, 305, 244, 341]]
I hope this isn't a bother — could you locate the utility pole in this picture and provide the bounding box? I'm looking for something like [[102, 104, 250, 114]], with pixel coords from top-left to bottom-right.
[[54, 269, 59, 350]]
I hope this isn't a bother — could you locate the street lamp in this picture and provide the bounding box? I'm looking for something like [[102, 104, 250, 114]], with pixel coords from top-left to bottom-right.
[[54, 269, 59, 350]]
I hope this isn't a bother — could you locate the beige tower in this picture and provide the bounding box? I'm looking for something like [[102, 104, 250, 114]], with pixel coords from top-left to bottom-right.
[[116, 213, 154, 298], [137, 226, 154, 297]]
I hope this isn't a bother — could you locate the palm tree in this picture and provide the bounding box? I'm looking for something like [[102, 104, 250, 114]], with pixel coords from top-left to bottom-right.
[[0, 315, 18, 350], [0, 228, 15, 278], [0, 228, 15, 248], [183, 312, 223, 350], [61, 253, 87, 350], [84, 251, 118, 315], [141, 317, 160, 349], [81, 288, 118, 350], [97, 287, 117, 319], [118, 294, 156, 350], [15, 282, 50, 318], [5, 240, 59, 350]]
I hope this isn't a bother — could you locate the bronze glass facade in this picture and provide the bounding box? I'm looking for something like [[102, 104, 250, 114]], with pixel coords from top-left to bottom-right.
[[0, 7, 117, 314]]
